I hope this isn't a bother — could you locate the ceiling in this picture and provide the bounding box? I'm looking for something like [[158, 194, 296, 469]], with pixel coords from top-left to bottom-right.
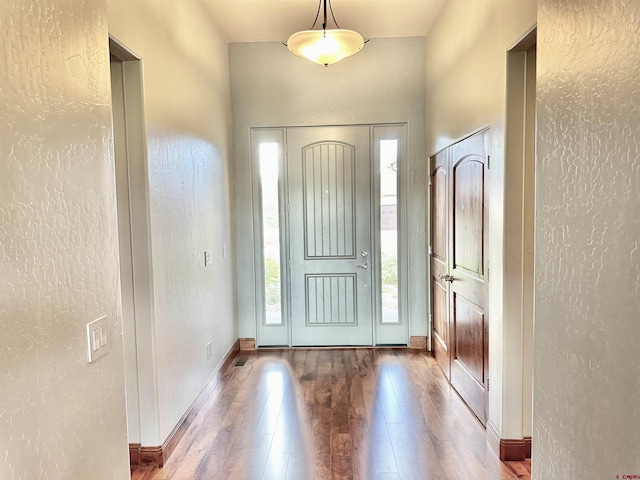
[[200, 0, 447, 43]]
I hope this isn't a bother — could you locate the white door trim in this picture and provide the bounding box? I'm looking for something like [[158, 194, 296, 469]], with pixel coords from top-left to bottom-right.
[[251, 124, 409, 347]]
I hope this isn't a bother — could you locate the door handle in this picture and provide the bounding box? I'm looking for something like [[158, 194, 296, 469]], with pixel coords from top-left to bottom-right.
[[357, 262, 368, 270], [440, 274, 454, 282]]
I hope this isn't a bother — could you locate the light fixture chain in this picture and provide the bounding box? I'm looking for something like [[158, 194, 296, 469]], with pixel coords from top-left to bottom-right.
[[307, 0, 344, 31], [309, 0, 322, 29], [322, 0, 327, 31], [328, 0, 341, 29]]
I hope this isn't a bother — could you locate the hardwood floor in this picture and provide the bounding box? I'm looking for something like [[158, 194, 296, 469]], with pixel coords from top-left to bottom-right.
[[131, 349, 531, 480]]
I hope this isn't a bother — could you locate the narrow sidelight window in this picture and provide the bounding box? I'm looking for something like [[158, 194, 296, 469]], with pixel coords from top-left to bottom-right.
[[380, 139, 399, 324], [259, 142, 282, 325]]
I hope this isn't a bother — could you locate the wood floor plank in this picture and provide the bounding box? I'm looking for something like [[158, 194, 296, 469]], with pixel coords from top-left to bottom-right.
[[506, 460, 530, 475], [132, 349, 530, 480], [193, 361, 268, 479]]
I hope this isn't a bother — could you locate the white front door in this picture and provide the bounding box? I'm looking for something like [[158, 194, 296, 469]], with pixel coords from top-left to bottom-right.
[[287, 126, 373, 346]]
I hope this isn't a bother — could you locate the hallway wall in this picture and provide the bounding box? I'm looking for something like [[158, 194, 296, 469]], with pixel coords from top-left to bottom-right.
[[424, 0, 537, 442], [230, 37, 428, 345], [534, 1, 640, 477], [0, 0, 130, 478], [108, 0, 237, 445], [1, 1, 237, 477]]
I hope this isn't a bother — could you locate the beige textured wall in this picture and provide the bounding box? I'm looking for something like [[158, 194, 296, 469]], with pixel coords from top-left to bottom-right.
[[0, 0, 130, 478], [108, 0, 237, 445], [425, 0, 536, 439], [534, 1, 640, 477]]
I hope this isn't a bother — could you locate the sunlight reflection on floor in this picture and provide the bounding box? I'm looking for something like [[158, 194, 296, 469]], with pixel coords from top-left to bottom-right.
[[238, 359, 315, 480]]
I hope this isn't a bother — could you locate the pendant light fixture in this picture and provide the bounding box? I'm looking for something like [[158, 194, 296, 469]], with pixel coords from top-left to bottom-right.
[[286, 0, 365, 67]]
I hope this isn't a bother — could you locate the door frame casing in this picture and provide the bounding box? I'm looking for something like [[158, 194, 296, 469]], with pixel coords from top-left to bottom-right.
[[109, 36, 160, 446], [502, 26, 536, 443], [251, 124, 409, 347]]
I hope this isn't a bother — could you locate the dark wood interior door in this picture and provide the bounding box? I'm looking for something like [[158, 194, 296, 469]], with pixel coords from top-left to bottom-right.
[[430, 129, 489, 425], [430, 150, 450, 379]]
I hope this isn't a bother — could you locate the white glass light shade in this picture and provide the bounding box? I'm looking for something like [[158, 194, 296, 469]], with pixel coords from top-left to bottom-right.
[[287, 29, 364, 66]]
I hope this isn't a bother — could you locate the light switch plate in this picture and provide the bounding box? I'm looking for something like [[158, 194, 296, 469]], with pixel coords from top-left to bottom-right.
[[86, 315, 110, 363], [205, 250, 213, 266]]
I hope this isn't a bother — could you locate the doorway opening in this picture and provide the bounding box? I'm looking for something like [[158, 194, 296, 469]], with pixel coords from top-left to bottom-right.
[[109, 37, 156, 449], [252, 125, 408, 347], [504, 26, 536, 449]]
